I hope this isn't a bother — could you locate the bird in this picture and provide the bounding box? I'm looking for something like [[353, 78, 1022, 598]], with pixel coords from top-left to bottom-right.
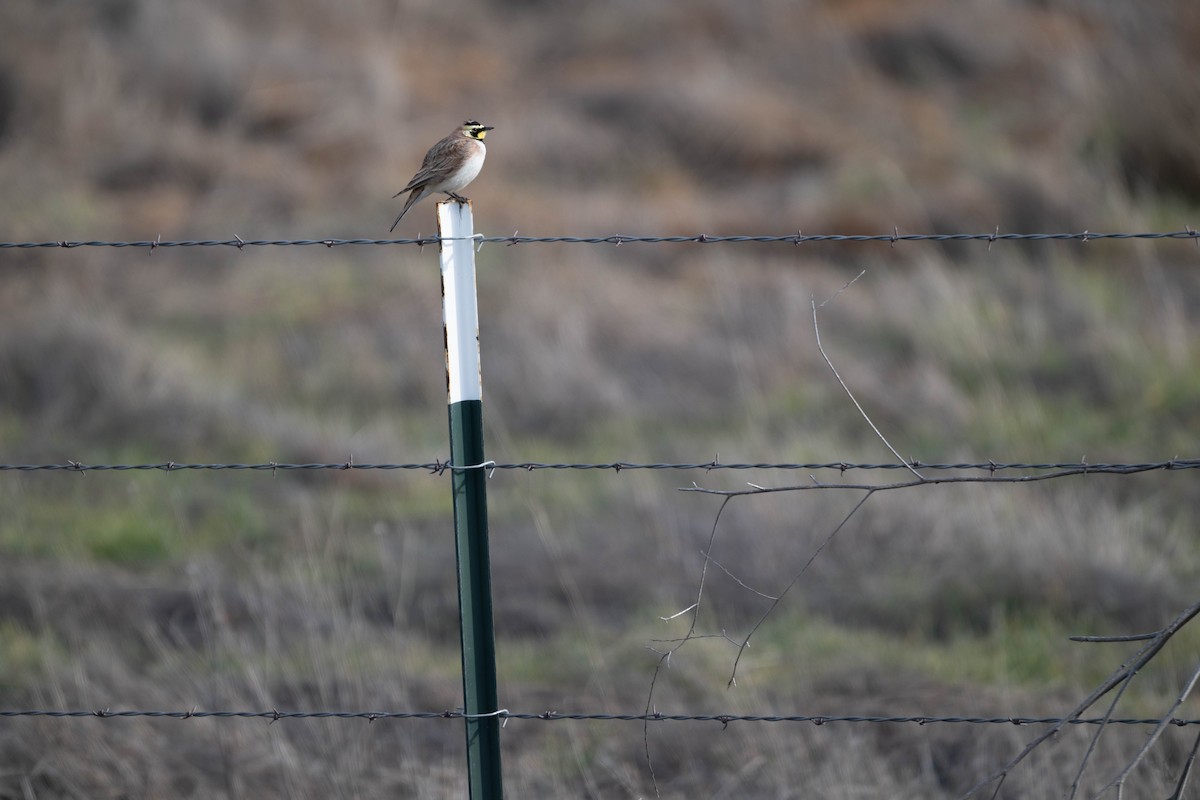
[[390, 120, 494, 231]]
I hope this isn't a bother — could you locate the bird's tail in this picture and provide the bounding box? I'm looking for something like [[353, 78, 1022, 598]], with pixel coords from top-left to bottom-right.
[[389, 188, 425, 232]]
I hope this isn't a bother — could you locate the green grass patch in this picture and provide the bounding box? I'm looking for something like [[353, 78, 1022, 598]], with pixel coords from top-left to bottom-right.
[[749, 610, 1159, 699], [84, 512, 174, 564], [0, 621, 55, 694]]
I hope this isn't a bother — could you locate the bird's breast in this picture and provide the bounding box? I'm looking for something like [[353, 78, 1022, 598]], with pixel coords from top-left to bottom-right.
[[444, 142, 486, 192]]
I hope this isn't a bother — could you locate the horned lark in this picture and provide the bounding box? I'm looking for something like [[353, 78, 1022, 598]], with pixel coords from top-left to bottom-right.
[[390, 120, 494, 230]]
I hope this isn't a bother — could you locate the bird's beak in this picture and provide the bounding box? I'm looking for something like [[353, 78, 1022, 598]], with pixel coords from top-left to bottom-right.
[[481, 126, 495, 132]]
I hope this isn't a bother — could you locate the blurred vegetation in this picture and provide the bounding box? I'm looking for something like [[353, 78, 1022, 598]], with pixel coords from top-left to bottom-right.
[[1, 0, 1200, 796]]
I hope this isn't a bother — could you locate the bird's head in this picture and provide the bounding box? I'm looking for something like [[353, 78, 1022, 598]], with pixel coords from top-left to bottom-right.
[[461, 120, 494, 140]]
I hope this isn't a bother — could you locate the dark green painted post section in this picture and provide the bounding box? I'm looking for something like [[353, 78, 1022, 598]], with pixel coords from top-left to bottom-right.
[[438, 200, 504, 799], [448, 397, 502, 798]]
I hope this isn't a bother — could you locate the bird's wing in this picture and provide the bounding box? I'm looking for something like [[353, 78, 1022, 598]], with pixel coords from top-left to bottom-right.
[[393, 138, 464, 196]]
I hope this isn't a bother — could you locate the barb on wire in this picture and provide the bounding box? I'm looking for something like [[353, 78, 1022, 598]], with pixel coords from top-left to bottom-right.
[[2, 229, 1199, 251]]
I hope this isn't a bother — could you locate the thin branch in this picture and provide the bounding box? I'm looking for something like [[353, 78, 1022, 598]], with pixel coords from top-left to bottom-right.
[[1092, 659, 1200, 798], [958, 599, 1200, 799], [681, 465, 1138, 497], [725, 491, 874, 687], [699, 549, 780, 600], [811, 291, 924, 481], [1068, 659, 1142, 798], [1070, 632, 1161, 643], [1166, 728, 1200, 800], [642, 493, 736, 797]]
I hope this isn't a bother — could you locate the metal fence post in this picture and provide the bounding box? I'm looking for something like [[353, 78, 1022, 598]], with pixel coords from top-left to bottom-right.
[[438, 200, 504, 799]]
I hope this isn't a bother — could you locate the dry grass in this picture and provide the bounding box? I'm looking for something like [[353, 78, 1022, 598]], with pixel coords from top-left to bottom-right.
[[2, 0, 1200, 796]]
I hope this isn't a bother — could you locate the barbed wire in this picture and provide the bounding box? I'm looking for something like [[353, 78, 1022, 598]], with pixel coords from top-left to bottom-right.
[[3, 707, 1198, 727], [1, 229, 1199, 251], [0, 458, 1195, 475]]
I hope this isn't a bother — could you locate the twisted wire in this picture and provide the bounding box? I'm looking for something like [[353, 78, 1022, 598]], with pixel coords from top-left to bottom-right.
[[3, 708, 1198, 726], [0, 459, 1195, 474], [2, 229, 1199, 251]]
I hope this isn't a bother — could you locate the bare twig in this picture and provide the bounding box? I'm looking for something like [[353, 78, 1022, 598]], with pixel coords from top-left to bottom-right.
[[1166, 728, 1200, 800], [642, 494, 737, 797], [812, 288, 924, 482], [681, 465, 1129, 497], [699, 549, 780, 600], [724, 491, 873, 687], [1070, 632, 1160, 643], [958, 599, 1200, 799], [1092, 659, 1200, 798], [1068, 658, 1142, 798]]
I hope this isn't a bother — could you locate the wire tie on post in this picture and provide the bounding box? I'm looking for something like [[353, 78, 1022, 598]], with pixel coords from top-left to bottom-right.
[[453, 460, 497, 477], [473, 233, 485, 253], [465, 708, 509, 720]]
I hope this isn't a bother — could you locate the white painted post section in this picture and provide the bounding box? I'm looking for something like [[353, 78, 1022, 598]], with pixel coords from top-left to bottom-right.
[[439, 201, 483, 404]]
